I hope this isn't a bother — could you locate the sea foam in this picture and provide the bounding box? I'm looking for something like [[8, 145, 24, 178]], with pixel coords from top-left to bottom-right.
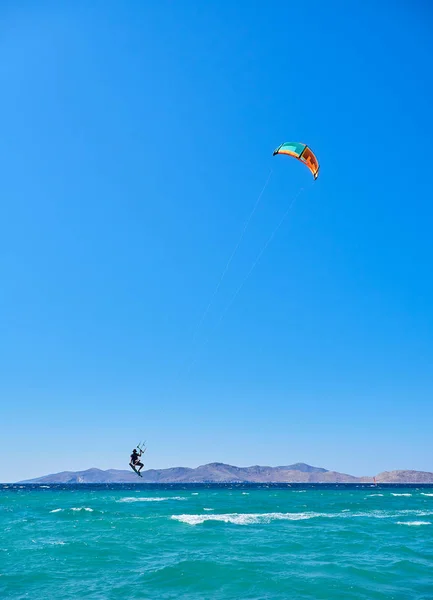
[[50, 507, 94, 513], [119, 496, 187, 503], [172, 508, 433, 526], [171, 512, 321, 526], [397, 521, 431, 526]]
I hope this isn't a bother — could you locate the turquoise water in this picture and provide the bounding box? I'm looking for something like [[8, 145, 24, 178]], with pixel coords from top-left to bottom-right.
[[1, 484, 433, 599]]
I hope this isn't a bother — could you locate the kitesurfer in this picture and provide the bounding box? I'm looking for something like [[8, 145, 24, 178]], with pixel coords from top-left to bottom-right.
[[130, 448, 144, 474]]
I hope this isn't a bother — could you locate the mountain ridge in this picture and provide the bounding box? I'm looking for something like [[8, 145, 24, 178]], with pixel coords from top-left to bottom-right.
[[18, 462, 433, 484]]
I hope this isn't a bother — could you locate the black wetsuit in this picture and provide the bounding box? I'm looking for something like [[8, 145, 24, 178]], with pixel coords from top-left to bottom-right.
[[130, 451, 143, 470]]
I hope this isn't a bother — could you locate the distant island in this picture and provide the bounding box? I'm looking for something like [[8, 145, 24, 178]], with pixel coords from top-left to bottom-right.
[[19, 462, 433, 484]]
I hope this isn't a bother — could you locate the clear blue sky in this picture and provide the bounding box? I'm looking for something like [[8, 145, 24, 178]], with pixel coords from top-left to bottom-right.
[[1, 1, 432, 482]]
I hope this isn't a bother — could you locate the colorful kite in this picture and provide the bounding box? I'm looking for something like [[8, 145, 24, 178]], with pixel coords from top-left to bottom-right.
[[273, 142, 320, 180]]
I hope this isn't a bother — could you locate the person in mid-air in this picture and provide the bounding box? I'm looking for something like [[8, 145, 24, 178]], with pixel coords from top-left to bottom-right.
[[130, 448, 144, 474]]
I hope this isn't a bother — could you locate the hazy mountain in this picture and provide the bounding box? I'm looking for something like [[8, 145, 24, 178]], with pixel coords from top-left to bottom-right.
[[18, 463, 433, 484], [375, 470, 433, 483]]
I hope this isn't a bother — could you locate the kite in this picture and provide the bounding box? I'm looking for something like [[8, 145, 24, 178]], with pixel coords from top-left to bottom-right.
[[273, 142, 320, 180]]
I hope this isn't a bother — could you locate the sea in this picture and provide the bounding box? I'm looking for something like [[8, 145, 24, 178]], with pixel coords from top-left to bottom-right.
[[1, 483, 433, 600]]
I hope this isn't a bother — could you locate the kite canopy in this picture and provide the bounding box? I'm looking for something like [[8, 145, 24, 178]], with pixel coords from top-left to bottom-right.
[[273, 142, 320, 180]]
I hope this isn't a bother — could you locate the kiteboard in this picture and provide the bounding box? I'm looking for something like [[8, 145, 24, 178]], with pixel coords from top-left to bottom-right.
[[130, 464, 142, 477]]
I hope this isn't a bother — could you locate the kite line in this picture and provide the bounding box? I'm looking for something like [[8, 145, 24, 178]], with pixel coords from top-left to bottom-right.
[[185, 181, 315, 373], [188, 168, 273, 346]]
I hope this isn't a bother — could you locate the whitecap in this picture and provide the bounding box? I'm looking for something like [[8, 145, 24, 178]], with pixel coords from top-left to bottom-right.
[[397, 521, 431, 526], [395, 509, 433, 517], [203, 508, 214, 511], [191, 493, 199, 496], [71, 507, 93, 512], [119, 496, 187, 503], [366, 494, 384, 497], [242, 492, 249, 495], [171, 512, 320, 526], [50, 508, 62, 513], [48, 540, 66, 545], [173, 507, 433, 526], [421, 493, 433, 497], [391, 493, 412, 497]]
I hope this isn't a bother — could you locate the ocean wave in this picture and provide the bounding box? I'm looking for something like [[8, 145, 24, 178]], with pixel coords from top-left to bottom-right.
[[50, 507, 94, 513], [391, 493, 412, 497], [397, 521, 431, 526], [203, 508, 214, 511], [119, 496, 187, 503], [172, 508, 433, 526], [172, 512, 321, 526], [366, 494, 384, 497], [395, 509, 433, 517], [421, 493, 433, 497]]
